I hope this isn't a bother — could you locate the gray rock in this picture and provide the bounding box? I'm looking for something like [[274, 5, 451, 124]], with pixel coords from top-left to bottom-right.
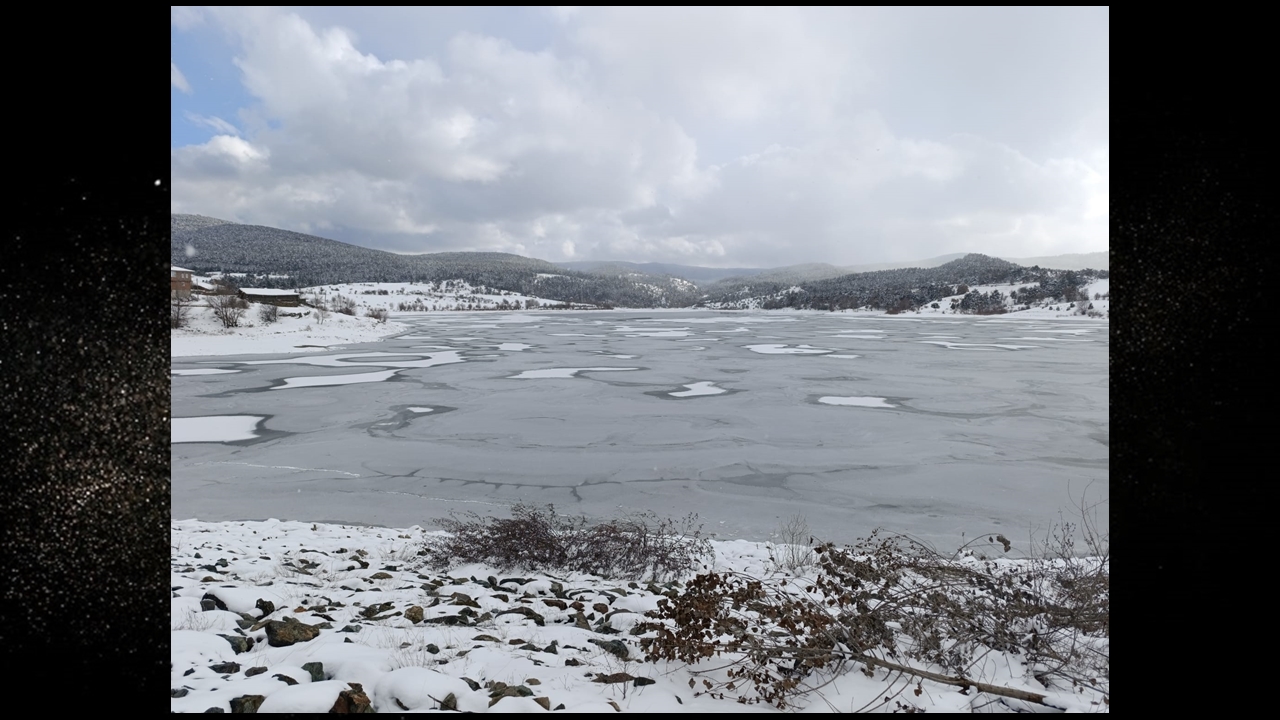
[[172, 688, 189, 698], [330, 682, 374, 713], [404, 605, 424, 624], [244, 667, 267, 677], [587, 638, 629, 660], [218, 634, 254, 654], [264, 617, 320, 647], [302, 662, 325, 682], [229, 694, 264, 713], [208, 662, 240, 674]]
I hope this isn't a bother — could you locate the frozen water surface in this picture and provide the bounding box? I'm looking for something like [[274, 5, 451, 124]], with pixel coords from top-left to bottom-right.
[[173, 415, 266, 443], [818, 396, 896, 408], [670, 382, 727, 397], [171, 368, 240, 376], [172, 310, 1108, 551]]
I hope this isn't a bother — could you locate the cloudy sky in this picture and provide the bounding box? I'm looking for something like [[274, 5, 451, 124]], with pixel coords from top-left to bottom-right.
[[171, 6, 1107, 268]]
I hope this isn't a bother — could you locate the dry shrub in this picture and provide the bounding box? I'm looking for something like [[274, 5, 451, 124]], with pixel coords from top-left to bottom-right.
[[638, 516, 1109, 711], [425, 503, 712, 581]]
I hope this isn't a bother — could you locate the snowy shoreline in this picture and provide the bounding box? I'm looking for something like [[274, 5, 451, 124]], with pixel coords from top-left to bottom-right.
[[171, 518, 1108, 713]]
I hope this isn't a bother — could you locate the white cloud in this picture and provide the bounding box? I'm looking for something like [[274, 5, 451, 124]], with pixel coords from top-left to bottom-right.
[[171, 62, 192, 94], [171, 7, 1107, 266], [171, 6, 204, 30]]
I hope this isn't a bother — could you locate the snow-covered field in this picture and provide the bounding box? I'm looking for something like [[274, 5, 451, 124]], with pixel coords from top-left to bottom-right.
[[299, 281, 590, 313], [172, 297, 409, 358], [171, 519, 1107, 713]]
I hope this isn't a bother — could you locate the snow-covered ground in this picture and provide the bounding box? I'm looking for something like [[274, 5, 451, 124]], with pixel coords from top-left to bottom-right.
[[298, 281, 590, 313], [171, 298, 409, 358], [171, 519, 1107, 713]]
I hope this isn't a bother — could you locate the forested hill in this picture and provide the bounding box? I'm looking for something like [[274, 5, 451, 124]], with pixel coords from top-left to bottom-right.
[[697, 254, 1107, 312], [170, 215, 700, 307]]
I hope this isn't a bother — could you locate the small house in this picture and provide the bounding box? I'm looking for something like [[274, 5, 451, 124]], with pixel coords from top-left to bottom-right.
[[171, 266, 193, 299], [236, 288, 301, 307]]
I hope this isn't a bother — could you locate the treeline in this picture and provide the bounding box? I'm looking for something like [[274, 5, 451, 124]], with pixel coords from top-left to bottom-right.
[[699, 254, 1106, 313]]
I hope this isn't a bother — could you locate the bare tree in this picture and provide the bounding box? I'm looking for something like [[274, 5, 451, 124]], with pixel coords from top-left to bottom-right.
[[207, 294, 248, 328], [171, 298, 193, 329], [333, 294, 357, 316], [258, 303, 279, 324], [313, 305, 330, 324]]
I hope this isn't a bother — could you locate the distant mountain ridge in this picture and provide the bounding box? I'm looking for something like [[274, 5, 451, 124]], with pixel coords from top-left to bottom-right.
[[171, 214, 1105, 311]]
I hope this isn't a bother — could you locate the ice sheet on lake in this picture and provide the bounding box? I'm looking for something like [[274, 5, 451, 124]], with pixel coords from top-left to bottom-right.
[[507, 367, 640, 379], [818, 396, 896, 408], [171, 368, 240, 376], [919, 341, 1039, 350], [172, 415, 264, 443], [670, 382, 726, 397], [745, 344, 833, 355], [242, 350, 466, 369], [496, 343, 532, 351], [827, 354, 861, 359], [273, 369, 401, 389]]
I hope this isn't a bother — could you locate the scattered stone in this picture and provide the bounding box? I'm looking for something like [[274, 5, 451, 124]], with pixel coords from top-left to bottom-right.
[[450, 592, 481, 608], [543, 641, 559, 654], [593, 603, 609, 614], [359, 602, 396, 619], [594, 672, 635, 684], [607, 700, 620, 711], [204, 707, 225, 713], [633, 677, 656, 687], [302, 662, 325, 682], [571, 611, 590, 630], [518, 643, 541, 652], [534, 697, 551, 711], [404, 605, 424, 624], [472, 634, 501, 642], [338, 625, 361, 633], [426, 643, 440, 654], [496, 606, 546, 626], [554, 703, 566, 711], [367, 572, 393, 580], [254, 599, 274, 617], [264, 617, 320, 647], [564, 658, 581, 667], [229, 694, 265, 713], [208, 662, 240, 674], [439, 693, 458, 711], [218, 634, 254, 654], [570, 601, 585, 611], [587, 638, 629, 660], [244, 667, 267, 677], [541, 598, 567, 610], [184, 668, 196, 676], [172, 688, 189, 698], [331, 682, 374, 713], [492, 593, 509, 603], [525, 678, 541, 685], [425, 614, 467, 626], [272, 674, 298, 686], [460, 677, 481, 692], [488, 685, 534, 706]]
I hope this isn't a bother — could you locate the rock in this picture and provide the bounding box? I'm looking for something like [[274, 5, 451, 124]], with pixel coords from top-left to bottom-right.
[[244, 667, 267, 677], [488, 685, 534, 706], [450, 592, 481, 608], [208, 662, 240, 674], [204, 707, 225, 713], [541, 598, 567, 610], [439, 693, 458, 711], [330, 682, 374, 713], [554, 703, 566, 710], [543, 640, 559, 654], [534, 697, 551, 710], [518, 643, 541, 652], [404, 605, 424, 624], [571, 611, 590, 629], [570, 601, 584, 611], [272, 674, 298, 686], [171, 688, 189, 698], [594, 672, 635, 684], [496, 606, 546, 626], [633, 677, 656, 687], [302, 662, 325, 682], [367, 572, 393, 580], [338, 625, 361, 633], [229, 694, 265, 713], [425, 614, 467, 626], [461, 677, 481, 692], [359, 602, 396, 619], [264, 617, 320, 647], [184, 668, 196, 676], [564, 658, 581, 667], [472, 634, 501, 642], [607, 700, 620, 711], [593, 603, 609, 614], [492, 593, 509, 603], [587, 638, 629, 660], [255, 598, 275, 617], [218, 634, 254, 654], [426, 643, 440, 654], [526, 678, 541, 685]]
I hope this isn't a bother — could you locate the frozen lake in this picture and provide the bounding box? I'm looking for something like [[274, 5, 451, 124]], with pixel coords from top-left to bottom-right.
[[171, 310, 1108, 552]]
